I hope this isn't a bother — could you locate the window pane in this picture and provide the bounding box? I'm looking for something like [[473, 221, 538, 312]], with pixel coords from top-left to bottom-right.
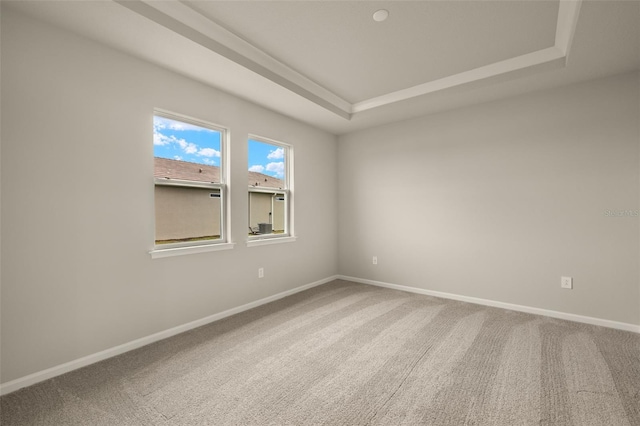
[[248, 139, 286, 189], [248, 192, 285, 235], [248, 138, 289, 237], [155, 186, 221, 244], [154, 115, 222, 182], [153, 113, 225, 246]]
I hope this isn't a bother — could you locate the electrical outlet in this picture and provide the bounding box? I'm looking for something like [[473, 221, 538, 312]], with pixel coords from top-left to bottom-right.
[[373, 256, 378, 265], [258, 268, 264, 278], [561, 276, 572, 289]]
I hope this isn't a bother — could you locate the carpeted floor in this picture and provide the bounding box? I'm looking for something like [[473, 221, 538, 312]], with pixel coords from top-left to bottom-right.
[[2, 280, 639, 425]]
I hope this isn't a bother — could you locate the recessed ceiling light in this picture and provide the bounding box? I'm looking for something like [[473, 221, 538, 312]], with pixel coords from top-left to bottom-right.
[[373, 9, 389, 22]]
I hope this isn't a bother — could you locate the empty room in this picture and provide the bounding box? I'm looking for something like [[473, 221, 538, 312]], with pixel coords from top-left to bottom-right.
[[1, 1, 639, 425]]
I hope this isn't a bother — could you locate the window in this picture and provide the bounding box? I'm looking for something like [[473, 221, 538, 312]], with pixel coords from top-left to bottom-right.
[[152, 110, 229, 253], [248, 136, 294, 243]]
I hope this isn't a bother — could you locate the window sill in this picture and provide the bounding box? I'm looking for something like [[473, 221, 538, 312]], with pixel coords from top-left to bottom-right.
[[247, 236, 297, 247], [150, 242, 235, 259]]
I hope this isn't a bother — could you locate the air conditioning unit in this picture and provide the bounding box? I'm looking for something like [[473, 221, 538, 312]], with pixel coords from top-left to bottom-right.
[[258, 223, 272, 234]]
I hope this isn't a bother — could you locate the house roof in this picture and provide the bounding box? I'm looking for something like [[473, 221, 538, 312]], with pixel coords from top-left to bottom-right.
[[154, 157, 285, 189]]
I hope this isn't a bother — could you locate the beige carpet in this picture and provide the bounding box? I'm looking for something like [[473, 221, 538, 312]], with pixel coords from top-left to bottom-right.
[[2, 280, 639, 425]]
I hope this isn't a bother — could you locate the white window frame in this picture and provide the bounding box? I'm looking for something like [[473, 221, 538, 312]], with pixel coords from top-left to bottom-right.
[[247, 135, 295, 247], [150, 110, 233, 258]]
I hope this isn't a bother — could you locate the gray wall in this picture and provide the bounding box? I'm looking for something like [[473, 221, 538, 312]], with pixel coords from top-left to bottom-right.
[[2, 2, 639, 389], [338, 72, 640, 326], [1, 8, 338, 383]]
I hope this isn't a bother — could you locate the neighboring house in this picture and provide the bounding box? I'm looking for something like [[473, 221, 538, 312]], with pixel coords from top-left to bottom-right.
[[154, 157, 284, 242], [248, 169, 286, 234], [248, 191, 285, 234]]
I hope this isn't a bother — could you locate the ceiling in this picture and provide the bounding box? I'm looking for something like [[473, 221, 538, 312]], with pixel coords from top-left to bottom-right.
[[184, 1, 558, 103], [5, 1, 640, 135]]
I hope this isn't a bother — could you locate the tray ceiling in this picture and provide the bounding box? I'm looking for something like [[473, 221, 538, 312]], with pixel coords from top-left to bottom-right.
[[4, 1, 639, 134], [184, 1, 559, 104]]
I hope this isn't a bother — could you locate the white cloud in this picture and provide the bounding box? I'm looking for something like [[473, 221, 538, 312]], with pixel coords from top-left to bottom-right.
[[153, 132, 197, 155], [153, 117, 167, 131], [198, 147, 220, 158], [176, 139, 197, 154], [249, 165, 265, 173], [267, 147, 284, 160], [153, 131, 171, 146], [266, 162, 285, 178], [174, 155, 183, 161]]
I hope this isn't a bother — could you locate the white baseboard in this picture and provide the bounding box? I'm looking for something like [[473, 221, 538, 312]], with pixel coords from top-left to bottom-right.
[[4, 273, 636, 395], [0, 275, 339, 396], [338, 275, 640, 334]]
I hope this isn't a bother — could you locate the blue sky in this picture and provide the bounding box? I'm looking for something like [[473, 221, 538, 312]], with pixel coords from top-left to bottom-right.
[[153, 116, 285, 179], [248, 139, 285, 179], [153, 115, 221, 166]]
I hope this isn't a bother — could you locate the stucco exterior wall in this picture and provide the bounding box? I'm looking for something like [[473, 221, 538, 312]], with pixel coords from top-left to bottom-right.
[[154, 185, 221, 242], [249, 192, 285, 233]]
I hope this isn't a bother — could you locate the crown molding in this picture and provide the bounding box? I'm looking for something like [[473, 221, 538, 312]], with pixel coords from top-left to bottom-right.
[[556, 0, 583, 58], [352, 47, 566, 113], [115, 0, 582, 120], [114, 0, 353, 120]]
